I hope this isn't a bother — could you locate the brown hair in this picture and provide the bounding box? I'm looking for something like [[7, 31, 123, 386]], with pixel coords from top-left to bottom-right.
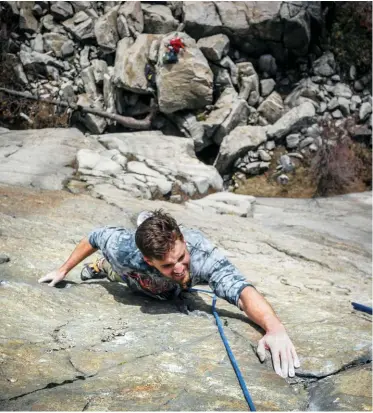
[[135, 209, 183, 260]]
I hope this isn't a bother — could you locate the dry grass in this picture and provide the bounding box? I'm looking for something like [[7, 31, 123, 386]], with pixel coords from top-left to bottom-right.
[[234, 138, 371, 199], [235, 165, 317, 198], [0, 95, 70, 129]]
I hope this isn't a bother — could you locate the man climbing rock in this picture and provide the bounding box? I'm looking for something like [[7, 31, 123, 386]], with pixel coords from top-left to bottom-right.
[[162, 36, 185, 64], [39, 209, 300, 378]]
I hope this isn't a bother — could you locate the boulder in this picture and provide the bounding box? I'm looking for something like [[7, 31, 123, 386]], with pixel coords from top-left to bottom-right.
[[214, 125, 267, 174], [95, 7, 119, 53], [338, 97, 350, 116], [258, 54, 277, 76], [257, 92, 284, 124], [243, 160, 270, 175], [62, 11, 96, 41], [197, 34, 230, 61], [280, 2, 311, 56], [260, 78, 276, 97], [43, 33, 69, 57], [237, 62, 259, 106], [0, 128, 101, 190], [50, 1, 74, 20], [360, 102, 372, 122], [332, 109, 343, 119], [142, 4, 178, 34], [60, 82, 76, 105], [267, 102, 316, 140], [118, 1, 144, 35], [61, 40, 75, 58], [183, 2, 222, 39], [170, 113, 207, 152], [80, 66, 98, 98], [187, 192, 256, 217], [312, 52, 336, 77], [220, 56, 238, 85], [201, 88, 249, 145], [19, 50, 65, 75], [284, 78, 320, 108], [31, 33, 44, 53], [299, 136, 314, 149], [70, 1, 93, 13], [19, 2, 38, 33], [117, 15, 131, 38], [98, 131, 223, 196], [76, 94, 107, 134], [103, 68, 116, 115], [156, 32, 213, 113], [91, 59, 108, 85], [327, 97, 339, 111], [258, 149, 271, 161], [332, 83, 353, 99], [210, 64, 234, 90], [279, 154, 295, 172], [113, 34, 159, 94]]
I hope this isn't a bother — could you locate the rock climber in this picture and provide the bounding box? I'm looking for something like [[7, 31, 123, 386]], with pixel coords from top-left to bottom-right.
[[162, 37, 185, 64], [38, 209, 300, 378]]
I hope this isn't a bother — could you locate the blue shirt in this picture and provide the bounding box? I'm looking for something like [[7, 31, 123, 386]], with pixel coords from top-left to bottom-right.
[[88, 226, 252, 306]]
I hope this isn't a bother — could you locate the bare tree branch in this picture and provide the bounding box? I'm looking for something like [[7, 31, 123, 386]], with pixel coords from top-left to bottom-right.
[[0, 87, 158, 130]]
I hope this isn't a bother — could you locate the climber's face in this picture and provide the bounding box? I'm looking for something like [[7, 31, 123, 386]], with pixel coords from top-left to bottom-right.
[[144, 239, 190, 286]]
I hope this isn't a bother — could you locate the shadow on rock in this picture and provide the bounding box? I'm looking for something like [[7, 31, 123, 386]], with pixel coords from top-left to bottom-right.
[[81, 280, 264, 333]]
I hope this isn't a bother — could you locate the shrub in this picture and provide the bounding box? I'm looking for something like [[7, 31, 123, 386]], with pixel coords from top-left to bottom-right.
[[311, 119, 366, 197], [330, 1, 372, 71]]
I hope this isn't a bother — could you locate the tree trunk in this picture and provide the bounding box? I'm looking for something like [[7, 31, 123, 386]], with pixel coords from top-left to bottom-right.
[[0, 87, 158, 130]]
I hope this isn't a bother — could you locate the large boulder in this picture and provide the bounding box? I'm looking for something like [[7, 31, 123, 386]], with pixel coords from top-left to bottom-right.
[[183, 2, 222, 39], [284, 78, 320, 108], [156, 32, 213, 114], [312, 52, 336, 77], [43, 33, 69, 58], [94, 6, 119, 53], [201, 88, 249, 145], [237, 62, 260, 106], [76, 94, 107, 134], [183, 2, 320, 59], [169, 113, 208, 152], [62, 11, 96, 41], [197, 34, 230, 61], [0, 128, 101, 190], [113, 34, 159, 94], [97, 131, 223, 197], [214, 125, 268, 174], [280, 2, 311, 56], [258, 92, 284, 124], [118, 1, 144, 35], [19, 49, 65, 75], [267, 102, 316, 140], [19, 2, 38, 32], [142, 4, 178, 34], [50, 1, 74, 21]]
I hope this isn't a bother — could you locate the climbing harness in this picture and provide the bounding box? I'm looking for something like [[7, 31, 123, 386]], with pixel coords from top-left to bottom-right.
[[189, 288, 256, 411], [351, 302, 372, 315]]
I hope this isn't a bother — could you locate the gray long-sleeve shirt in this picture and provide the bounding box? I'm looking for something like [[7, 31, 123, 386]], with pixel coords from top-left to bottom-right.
[[88, 226, 252, 306]]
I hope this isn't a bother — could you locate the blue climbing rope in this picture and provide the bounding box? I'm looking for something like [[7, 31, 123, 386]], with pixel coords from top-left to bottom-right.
[[351, 302, 372, 315], [189, 288, 256, 411]]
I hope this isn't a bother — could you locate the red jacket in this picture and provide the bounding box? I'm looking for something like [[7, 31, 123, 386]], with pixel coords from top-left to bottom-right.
[[169, 38, 185, 53]]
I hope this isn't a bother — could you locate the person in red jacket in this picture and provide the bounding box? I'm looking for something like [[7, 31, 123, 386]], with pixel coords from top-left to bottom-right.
[[169, 37, 185, 54]]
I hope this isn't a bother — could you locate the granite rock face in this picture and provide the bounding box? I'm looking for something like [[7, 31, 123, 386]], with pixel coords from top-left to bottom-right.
[[0, 185, 371, 411]]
